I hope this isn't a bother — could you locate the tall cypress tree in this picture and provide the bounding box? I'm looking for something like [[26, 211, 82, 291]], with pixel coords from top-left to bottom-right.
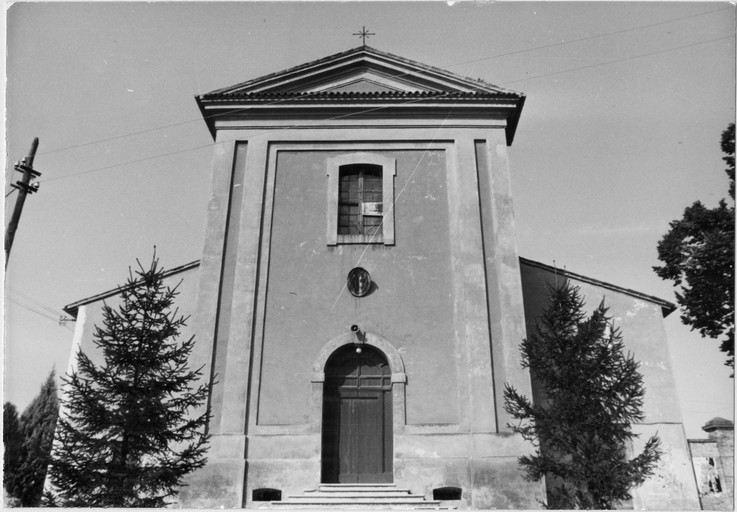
[[47, 256, 210, 507], [17, 371, 59, 507], [5, 371, 59, 507], [504, 284, 661, 509], [3, 402, 24, 499]]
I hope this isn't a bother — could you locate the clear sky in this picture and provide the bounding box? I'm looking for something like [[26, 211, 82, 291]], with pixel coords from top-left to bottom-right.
[[4, 1, 734, 438]]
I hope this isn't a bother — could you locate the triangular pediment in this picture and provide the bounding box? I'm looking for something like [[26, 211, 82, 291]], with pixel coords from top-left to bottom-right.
[[197, 46, 526, 145], [307, 71, 434, 94], [301, 66, 442, 94], [326, 79, 403, 93], [202, 46, 518, 98]]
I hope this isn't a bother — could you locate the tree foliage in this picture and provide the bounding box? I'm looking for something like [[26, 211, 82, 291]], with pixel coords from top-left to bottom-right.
[[722, 122, 735, 199], [47, 256, 211, 507], [3, 402, 24, 496], [4, 371, 59, 507], [504, 285, 661, 509], [654, 123, 735, 370], [15, 371, 59, 507]]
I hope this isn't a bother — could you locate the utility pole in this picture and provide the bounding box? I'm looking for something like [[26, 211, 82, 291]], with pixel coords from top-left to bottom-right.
[[5, 137, 41, 268]]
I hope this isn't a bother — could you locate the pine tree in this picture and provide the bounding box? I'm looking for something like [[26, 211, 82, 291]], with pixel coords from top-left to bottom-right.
[[3, 402, 24, 497], [5, 371, 59, 507], [47, 256, 211, 507], [504, 284, 661, 509]]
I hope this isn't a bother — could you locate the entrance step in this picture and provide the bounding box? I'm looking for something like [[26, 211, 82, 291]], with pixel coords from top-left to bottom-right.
[[267, 483, 447, 509], [311, 483, 399, 490]]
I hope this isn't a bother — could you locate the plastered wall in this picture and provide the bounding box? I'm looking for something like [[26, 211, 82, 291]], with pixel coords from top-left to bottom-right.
[[259, 149, 457, 426]]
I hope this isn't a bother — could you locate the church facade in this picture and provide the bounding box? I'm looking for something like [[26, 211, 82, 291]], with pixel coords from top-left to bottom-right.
[[62, 47, 702, 509]]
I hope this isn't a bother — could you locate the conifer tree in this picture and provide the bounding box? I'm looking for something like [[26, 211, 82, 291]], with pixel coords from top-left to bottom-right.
[[504, 285, 661, 509], [47, 256, 210, 507], [5, 371, 59, 506], [3, 402, 24, 496]]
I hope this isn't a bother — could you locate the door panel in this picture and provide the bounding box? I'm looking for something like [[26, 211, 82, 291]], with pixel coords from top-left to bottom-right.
[[321, 393, 340, 483], [337, 392, 386, 483], [322, 347, 392, 483], [355, 393, 385, 483]]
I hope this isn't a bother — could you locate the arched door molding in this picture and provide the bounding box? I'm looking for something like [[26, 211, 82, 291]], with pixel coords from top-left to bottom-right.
[[312, 332, 406, 383], [309, 331, 406, 435]]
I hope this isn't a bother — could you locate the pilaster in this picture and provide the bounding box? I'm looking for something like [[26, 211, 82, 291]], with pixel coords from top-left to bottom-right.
[[219, 139, 269, 435], [182, 138, 247, 508], [478, 129, 533, 431], [447, 137, 497, 433], [191, 138, 237, 434]]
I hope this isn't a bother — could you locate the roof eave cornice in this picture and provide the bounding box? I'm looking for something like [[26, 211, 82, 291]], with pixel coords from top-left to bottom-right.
[[197, 94, 525, 145]]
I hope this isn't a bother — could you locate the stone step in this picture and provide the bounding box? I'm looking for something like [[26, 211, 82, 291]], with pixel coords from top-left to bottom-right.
[[316, 483, 398, 489], [287, 495, 429, 502], [269, 483, 446, 510], [306, 485, 411, 494], [300, 492, 423, 499], [269, 500, 443, 509], [311, 484, 405, 493], [318, 482, 397, 487]]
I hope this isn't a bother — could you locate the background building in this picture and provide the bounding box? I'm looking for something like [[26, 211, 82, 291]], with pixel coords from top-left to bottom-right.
[[689, 418, 734, 510]]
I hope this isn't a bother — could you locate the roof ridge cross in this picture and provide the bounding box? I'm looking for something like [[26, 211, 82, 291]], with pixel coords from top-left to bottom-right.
[[353, 26, 375, 46]]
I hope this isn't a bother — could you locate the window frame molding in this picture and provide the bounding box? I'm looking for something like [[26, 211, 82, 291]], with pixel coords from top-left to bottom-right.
[[327, 153, 396, 245]]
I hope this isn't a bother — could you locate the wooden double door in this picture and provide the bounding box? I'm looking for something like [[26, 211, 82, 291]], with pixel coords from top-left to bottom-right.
[[321, 346, 393, 483]]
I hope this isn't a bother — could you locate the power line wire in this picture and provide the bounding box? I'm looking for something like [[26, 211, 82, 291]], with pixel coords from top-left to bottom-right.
[[31, 7, 730, 159], [500, 33, 734, 85], [7, 297, 74, 331], [8, 288, 68, 318], [32, 30, 734, 185], [36, 97, 319, 159], [37, 93, 456, 183], [443, 6, 732, 70], [40, 142, 216, 183], [36, 105, 244, 158]]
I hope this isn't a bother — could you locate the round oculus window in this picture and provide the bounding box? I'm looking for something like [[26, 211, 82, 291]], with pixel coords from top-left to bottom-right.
[[347, 267, 371, 297]]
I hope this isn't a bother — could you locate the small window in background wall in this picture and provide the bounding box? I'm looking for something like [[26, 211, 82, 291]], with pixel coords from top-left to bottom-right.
[[327, 153, 396, 245], [694, 457, 724, 495]]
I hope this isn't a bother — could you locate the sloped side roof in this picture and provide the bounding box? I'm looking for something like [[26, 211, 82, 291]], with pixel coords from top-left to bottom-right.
[[64, 258, 674, 320], [519, 257, 676, 317], [63, 261, 200, 318]]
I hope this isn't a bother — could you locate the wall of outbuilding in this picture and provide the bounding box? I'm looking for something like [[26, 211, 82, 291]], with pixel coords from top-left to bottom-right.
[[63, 266, 202, 377], [519, 261, 701, 509]]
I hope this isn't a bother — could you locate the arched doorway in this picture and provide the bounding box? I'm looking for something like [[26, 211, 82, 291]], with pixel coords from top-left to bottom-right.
[[321, 344, 393, 483]]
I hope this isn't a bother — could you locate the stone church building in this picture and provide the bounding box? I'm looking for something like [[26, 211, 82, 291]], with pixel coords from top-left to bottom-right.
[[63, 46, 704, 509]]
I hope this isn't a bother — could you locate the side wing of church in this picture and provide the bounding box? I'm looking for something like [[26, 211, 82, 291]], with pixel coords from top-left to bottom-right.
[[62, 46, 702, 509]]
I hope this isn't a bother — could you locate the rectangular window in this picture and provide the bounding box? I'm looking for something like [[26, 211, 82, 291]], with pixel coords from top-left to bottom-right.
[[338, 165, 383, 236], [327, 153, 396, 245]]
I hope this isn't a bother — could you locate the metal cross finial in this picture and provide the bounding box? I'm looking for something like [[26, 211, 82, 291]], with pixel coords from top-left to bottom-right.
[[353, 26, 375, 46]]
